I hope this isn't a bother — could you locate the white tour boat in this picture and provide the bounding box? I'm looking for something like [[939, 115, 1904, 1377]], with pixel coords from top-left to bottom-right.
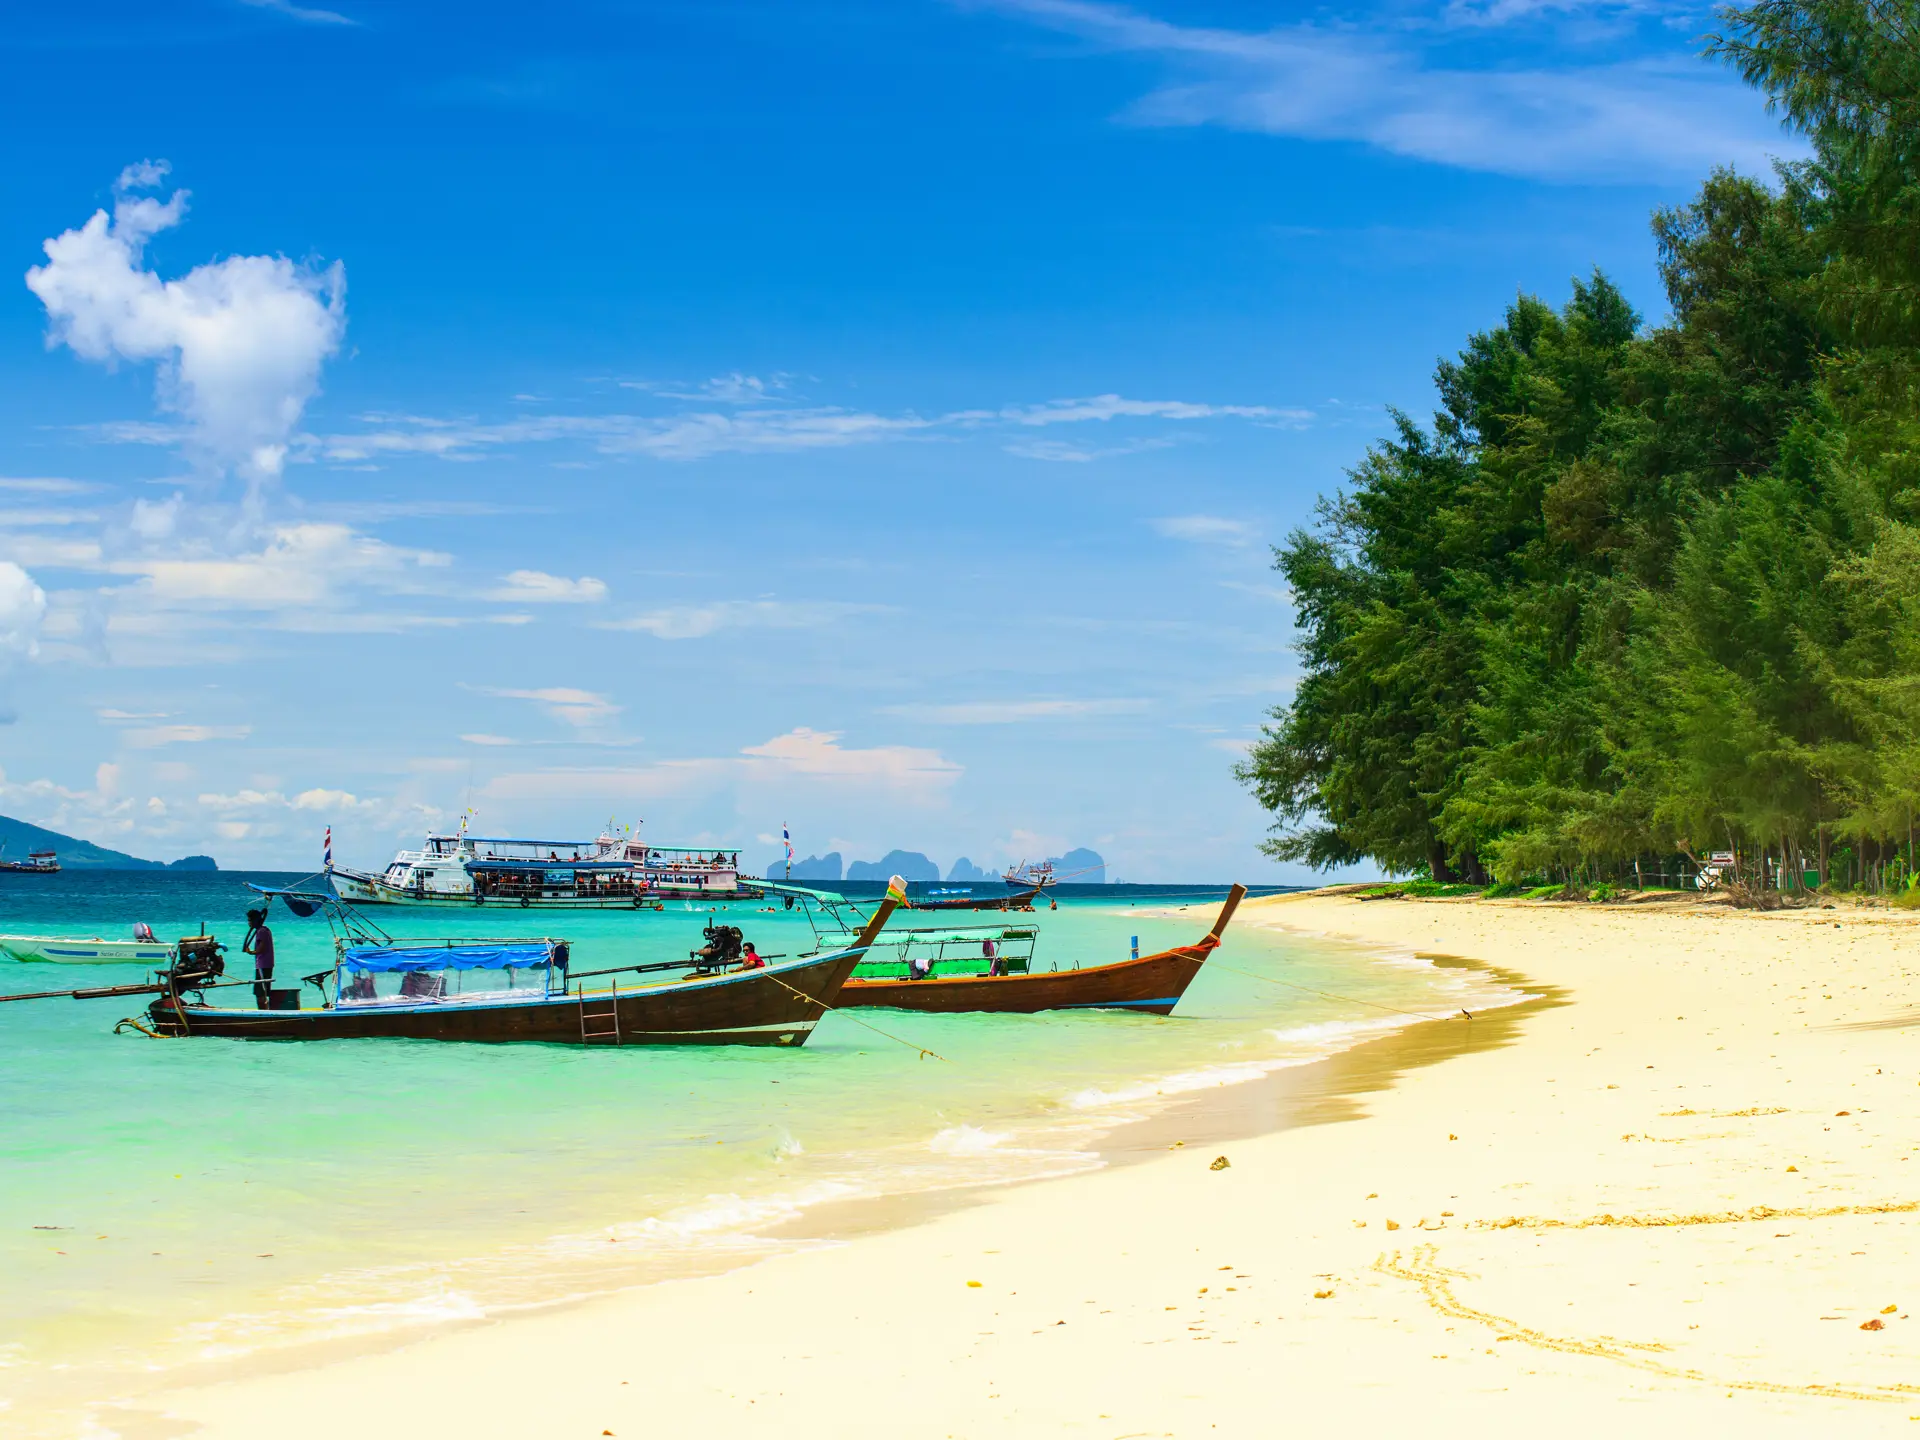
[[328, 824, 758, 909]]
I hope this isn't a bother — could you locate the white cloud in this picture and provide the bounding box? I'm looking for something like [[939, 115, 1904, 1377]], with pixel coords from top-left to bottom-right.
[[0, 507, 102, 529], [599, 599, 875, 640], [198, 787, 287, 809], [488, 570, 609, 603], [983, 0, 1795, 181], [477, 685, 621, 727], [27, 164, 346, 482], [0, 563, 48, 656], [611, 409, 934, 460], [885, 698, 1148, 724], [1000, 394, 1295, 426], [116, 522, 449, 611], [1445, 0, 1655, 24], [623, 372, 784, 403], [741, 727, 962, 787], [459, 733, 519, 746], [1221, 580, 1292, 603], [1004, 437, 1176, 463], [126, 724, 252, 748], [291, 787, 372, 810], [240, 0, 357, 23], [484, 727, 963, 805], [1153, 514, 1260, 545], [317, 390, 1294, 466], [0, 477, 92, 494]]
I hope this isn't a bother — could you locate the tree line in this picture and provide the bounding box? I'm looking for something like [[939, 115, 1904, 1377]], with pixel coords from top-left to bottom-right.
[[1240, 0, 1920, 896]]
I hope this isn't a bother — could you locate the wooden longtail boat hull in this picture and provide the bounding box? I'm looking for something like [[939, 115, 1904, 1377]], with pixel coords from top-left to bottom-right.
[[839, 885, 1246, 1016], [145, 949, 863, 1046], [904, 887, 1042, 913]]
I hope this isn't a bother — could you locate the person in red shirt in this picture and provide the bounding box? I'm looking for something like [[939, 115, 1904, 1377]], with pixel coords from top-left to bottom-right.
[[243, 907, 276, 1008], [740, 942, 765, 970]]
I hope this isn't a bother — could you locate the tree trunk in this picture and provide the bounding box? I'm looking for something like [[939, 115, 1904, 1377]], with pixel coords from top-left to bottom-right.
[[1459, 848, 1489, 886], [1427, 842, 1457, 884]]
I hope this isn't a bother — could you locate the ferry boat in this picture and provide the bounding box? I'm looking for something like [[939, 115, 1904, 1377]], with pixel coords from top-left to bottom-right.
[[327, 825, 759, 909], [0, 849, 60, 875]]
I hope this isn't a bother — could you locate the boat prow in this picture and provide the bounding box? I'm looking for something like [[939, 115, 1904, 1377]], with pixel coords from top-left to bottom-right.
[[839, 884, 1246, 1015]]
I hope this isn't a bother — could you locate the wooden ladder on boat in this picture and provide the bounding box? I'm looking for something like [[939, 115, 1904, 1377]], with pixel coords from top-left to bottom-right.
[[579, 982, 622, 1046]]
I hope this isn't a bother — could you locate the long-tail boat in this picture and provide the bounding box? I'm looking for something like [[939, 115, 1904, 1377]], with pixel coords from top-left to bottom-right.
[[0, 883, 904, 1047], [837, 884, 1245, 1015], [904, 885, 1045, 913]]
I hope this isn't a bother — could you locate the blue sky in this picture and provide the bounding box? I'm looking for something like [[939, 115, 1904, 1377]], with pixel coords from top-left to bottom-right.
[[0, 0, 1793, 878]]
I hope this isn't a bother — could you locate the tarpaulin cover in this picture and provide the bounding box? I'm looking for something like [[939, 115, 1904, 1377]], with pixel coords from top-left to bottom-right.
[[340, 942, 556, 973]]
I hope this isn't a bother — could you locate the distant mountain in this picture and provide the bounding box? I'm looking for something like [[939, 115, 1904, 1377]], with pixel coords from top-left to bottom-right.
[[772, 852, 842, 881], [0, 814, 218, 871], [847, 849, 940, 882], [946, 856, 996, 882], [1048, 847, 1106, 884]]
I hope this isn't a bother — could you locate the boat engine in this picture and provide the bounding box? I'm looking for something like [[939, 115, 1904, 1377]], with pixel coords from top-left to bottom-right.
[[168, 934, 226, 992], [692, 923, 743, 971]]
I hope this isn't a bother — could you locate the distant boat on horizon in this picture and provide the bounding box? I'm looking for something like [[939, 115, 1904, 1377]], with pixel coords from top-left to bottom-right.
[[327, 821, 760, 909], [0, 849, 60, 875], [1003, 860, 1055, 889]]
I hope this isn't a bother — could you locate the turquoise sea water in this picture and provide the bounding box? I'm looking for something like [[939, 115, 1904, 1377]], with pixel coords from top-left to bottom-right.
[[0, 871, 1517, 1434]]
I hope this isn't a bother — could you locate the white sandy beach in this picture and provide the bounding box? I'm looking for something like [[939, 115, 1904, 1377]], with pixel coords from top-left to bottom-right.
[[130, 892, 1920, 1437]]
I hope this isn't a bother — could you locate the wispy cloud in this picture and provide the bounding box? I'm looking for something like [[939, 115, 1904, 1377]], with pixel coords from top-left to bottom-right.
[[483, 727, 963, 804], [1221, 580, 1292, 603], [125, 723, 252, 748], [622, 372, 789, 403], [473, 685, 621, 727], [239, 0, 358, 25], [0, 477, 93, 494], [487, 570, 608, 604], [599, 599, 878, 640], [1153, 514, 1260, 546], [978, 0, 1794, 181], [1004, 437, 1176, 463], [311, 389, 1295, 466], [999, 395, 1301, 426], [885, 698, 1148, 724]]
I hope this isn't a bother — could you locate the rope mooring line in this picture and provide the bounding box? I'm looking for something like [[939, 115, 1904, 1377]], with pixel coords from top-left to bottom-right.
[[762, 967, 949, 1062]]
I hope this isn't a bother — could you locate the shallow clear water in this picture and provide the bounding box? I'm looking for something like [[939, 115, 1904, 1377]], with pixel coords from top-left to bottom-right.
[[0, 871, 1515, 1431]]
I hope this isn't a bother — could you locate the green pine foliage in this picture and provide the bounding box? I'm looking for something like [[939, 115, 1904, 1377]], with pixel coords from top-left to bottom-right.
[[1239, 1, 1920, 894]]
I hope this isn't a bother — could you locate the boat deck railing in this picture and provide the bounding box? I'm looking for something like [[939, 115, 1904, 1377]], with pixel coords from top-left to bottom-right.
[[849, 928, 1042, 980]]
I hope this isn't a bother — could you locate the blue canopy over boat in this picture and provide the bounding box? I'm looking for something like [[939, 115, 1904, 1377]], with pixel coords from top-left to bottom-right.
[[340, 942, 557, 973]]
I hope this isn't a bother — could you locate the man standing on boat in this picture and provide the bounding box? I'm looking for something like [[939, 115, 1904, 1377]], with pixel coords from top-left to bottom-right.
[[243, 907, 275, 1008]]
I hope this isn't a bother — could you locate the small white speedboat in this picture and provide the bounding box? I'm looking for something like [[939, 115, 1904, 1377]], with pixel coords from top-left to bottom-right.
[[0, 933, 175, 964]]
